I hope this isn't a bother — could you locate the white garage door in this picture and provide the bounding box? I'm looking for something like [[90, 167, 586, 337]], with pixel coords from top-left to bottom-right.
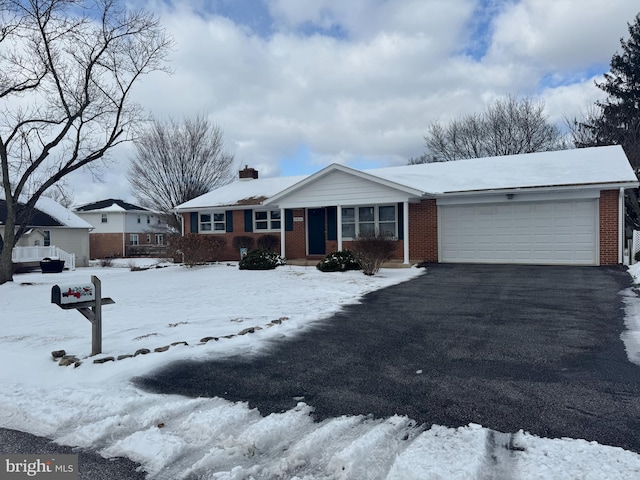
[[439, 200, 598, 265]]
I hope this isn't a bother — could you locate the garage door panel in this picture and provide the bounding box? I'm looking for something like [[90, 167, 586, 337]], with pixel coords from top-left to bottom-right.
[[440, 200, 598, 265]]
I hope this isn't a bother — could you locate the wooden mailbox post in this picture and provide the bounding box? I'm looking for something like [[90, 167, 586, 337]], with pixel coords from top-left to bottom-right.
[[51, 276, 114, 355]]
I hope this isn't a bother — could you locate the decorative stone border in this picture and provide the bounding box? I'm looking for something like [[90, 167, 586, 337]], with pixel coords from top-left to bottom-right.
[[51, 317, 290, 367]]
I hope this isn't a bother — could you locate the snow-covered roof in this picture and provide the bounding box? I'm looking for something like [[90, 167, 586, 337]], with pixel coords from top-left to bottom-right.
[[175, 175, 308, 210], [34, 197, 93, 229], [176, 146, 638, 210], [365, 145, 638, 195], [75, 199, 148, 212]]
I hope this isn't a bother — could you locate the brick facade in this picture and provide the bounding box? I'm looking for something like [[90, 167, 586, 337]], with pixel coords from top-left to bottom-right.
[[90, 233, 123, 259], [181, 192, 622, 265], [599, 190, 619, 265], [408, 199, 438, 262]]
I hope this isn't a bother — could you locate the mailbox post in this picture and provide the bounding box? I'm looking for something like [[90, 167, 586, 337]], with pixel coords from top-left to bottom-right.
[[51, 275, 114, 355]]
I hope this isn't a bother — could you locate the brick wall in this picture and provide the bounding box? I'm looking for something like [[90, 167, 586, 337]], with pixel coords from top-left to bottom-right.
[[408, 199, 438, 262], [90, 233, 123, 259], [599, 190, 619, 265]]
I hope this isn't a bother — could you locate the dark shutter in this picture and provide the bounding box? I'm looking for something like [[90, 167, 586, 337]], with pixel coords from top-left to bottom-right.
[[244, 209, 253, 232], [285, 209, 294, 231], [326, 207, 337, 241], [190, 212, 198, 233], [225, 210, 233, 233], [397, 203, 404, 240]]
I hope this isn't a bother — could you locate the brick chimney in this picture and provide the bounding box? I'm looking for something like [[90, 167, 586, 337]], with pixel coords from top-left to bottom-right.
[[239, 165, 259, 180]]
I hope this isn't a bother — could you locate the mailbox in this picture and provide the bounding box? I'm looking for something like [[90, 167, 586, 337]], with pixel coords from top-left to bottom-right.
[[52, 284, 96, 308]]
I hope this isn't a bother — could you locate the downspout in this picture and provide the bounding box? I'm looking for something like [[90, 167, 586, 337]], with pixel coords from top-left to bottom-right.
[[403, 201, 410, 264], [619, 187, 625, 264]]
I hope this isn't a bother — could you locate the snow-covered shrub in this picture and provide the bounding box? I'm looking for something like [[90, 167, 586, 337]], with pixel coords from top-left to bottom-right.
[[316, 250, 361, 272], [169, 234, 227, 267], [239, 249, 286, 270], [352, 234, 396, 276]]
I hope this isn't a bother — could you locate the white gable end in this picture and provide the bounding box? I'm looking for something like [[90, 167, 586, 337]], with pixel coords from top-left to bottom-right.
[[273, 170, 418, 208]]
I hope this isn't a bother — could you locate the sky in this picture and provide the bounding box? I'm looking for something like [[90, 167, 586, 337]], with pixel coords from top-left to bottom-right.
[[67, 0, 640, 206]]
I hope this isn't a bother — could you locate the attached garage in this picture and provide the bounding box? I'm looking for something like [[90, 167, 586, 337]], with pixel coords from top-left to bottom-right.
[[439, 198, 599, 265]]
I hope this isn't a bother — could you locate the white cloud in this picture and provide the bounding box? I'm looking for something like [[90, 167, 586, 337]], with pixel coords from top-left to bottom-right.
[[487, 0, 639, 71], [64, 0, 640, 203]]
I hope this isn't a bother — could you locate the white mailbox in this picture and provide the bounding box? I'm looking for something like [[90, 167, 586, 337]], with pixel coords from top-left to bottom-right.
[[52, 284, 95, 308]]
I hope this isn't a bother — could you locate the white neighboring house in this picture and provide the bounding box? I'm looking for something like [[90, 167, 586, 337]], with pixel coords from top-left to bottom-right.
[[1, 196, 92, 269], [74, 199, 170, 259]]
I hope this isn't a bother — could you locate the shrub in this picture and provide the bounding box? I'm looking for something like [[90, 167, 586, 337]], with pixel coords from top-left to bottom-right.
[[316, 250, 361, 272], [169, 234, 227, 267], [239, 249, 286, 270], [232, 235, 255, 250], [351, 234, 396, 276], [99, 257, 114, 267], [257, 234, 279, 251]]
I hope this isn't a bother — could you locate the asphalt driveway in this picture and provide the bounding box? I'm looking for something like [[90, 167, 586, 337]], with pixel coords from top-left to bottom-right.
[[135, 264, 640, 452]]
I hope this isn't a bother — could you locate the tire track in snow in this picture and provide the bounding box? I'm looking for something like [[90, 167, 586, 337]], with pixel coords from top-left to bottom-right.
[[478, 429, 525, 480]]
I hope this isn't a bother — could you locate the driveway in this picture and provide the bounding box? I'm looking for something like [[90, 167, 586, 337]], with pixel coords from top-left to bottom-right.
[[136, 264, 640, 452]]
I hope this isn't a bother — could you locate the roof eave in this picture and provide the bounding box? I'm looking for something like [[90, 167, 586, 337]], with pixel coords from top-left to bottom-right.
[[433, 181, 640, 197]]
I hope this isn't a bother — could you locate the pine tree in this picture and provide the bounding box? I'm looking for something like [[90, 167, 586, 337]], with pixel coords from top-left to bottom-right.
[[576, 13, 640, 172]]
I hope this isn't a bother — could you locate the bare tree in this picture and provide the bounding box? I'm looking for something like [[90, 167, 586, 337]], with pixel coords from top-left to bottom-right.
[[128, 115, 235, 232], [415, 96, 568, 163], [0, 0, 172, 284]]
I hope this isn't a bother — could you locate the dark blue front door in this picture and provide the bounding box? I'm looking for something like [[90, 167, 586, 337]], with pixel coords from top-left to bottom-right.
[[308, 208, 326, 255]]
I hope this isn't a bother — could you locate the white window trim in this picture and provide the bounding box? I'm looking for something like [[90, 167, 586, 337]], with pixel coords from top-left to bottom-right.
[[341, 204, 398, 240], [199, 212, 226, 234], [254, 210, 282, 232], [130, 234, 139, 246]]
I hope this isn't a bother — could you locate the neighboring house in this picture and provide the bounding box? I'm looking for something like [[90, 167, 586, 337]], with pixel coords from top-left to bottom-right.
[[74, 199, 170, 259], [1, 196, 92, 268], [174, 146, 639, 266]]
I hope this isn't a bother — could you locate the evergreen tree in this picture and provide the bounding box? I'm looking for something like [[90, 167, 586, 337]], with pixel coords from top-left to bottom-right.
[[574, 13, 640, 172]]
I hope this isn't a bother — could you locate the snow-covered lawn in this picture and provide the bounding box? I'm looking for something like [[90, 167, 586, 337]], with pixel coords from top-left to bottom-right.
[[1, 260, 640, 479]]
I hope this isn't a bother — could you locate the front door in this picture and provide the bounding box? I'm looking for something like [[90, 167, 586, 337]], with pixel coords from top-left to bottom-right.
[[307, 208, 326, 255]]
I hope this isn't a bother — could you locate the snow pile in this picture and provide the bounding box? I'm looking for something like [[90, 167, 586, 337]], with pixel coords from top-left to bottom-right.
[[1, 262, 640, 479]]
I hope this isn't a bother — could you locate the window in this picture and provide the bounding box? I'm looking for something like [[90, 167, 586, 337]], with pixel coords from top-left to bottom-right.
[[101, 213, 108, 223], [147, 215, 150, 224], [146, 234, 151, 243], [155, 234, 164, 245], [137, 215, 141, 224], [342, 208, 355, 238], [254, 210, 281, 230], [43, 230, 51, 247], [130, 234, 139, 245], [341, 205, 397, 239], [199, 213, 225, 232]]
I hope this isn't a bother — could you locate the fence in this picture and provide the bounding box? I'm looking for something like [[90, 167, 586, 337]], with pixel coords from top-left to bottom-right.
[[12, 245, 76, 270]]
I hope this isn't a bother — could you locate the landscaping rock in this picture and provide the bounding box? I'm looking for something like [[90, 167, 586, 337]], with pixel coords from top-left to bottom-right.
[[58, 356, 79, 367], [238, 327, 255, 335], [51, 349, 66, 359], [93, 357, 115, 364], [200, 336, 218, 343], [171, 341, 189, 346], [154, 345, 170, 353], [134, 348, 151, 356], [117, 354, 133, 361]]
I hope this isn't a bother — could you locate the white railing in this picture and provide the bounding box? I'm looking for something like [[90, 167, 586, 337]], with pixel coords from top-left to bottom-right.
[[12, 245, 76, 270]]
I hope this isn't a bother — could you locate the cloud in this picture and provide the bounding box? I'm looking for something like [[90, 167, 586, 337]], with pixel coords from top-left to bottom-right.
[[66, 0, 639, 204]]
